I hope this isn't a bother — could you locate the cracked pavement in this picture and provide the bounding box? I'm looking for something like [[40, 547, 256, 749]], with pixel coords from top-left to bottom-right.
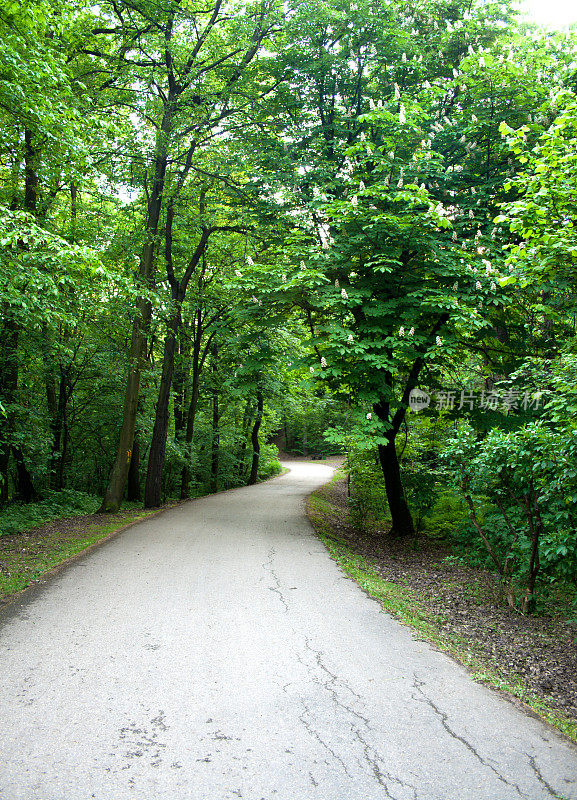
[[0, 461, 576, 799]]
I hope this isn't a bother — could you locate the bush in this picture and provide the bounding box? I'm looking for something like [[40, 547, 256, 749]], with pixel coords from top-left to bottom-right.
[[0, 490, 100, 537], [346, 448, 391, 531], [422, 490, 469, 539], [443, 421, 577, 613]]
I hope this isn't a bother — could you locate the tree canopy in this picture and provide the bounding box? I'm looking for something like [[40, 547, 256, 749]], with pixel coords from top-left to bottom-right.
[[2, 0, 577, 610]]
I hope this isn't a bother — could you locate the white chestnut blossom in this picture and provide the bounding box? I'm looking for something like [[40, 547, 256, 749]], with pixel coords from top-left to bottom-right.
[[408, 327, 415, 336], [348, 334, 354, 342], [394, 83, 401, 100], [321, 357, 327, 368], [366, 412, 372, 420], [399, 326, 405, 336], [235, 270, 243, 277], [490, 281, 497, 292], [399, 104, 406, 124], [436, 336, 443, 346], [335, 279, 340, 288], [475, 281, 482, 290], [341, 288, 349, 300]]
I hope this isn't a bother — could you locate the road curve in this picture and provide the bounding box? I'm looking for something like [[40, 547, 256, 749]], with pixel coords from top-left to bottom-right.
[[0, 461, 576, 800]]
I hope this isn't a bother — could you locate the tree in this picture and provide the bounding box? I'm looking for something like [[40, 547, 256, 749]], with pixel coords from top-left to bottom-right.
[[244, 0, 516, 534]]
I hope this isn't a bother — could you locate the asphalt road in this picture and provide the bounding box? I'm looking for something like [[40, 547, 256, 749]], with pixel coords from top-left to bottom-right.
[[1, 461, 576, 800]]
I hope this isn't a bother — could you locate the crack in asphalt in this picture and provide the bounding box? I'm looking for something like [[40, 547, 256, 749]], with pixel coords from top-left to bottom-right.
[[412, 675, 524, 797], [296, 635, 419, 798], [263, 548, 289, 613], [527, 753, 568, 798]]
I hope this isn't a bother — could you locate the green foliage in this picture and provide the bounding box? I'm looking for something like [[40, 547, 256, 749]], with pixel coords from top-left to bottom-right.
[[346, 448, 391, 532], [422, 490, 469, 539], [443, 421, 577, 611], [0, 490, 100, 537]]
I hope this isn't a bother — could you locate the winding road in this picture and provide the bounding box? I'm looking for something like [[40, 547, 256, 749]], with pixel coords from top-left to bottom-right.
[[0, 461, 576, 799]]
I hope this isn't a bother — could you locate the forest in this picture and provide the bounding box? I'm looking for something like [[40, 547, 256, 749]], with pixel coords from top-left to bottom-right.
[[1, 0, 577, 615]]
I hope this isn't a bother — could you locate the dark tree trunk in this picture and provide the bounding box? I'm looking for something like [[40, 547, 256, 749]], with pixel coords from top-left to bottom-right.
[[371, 313, 449, 537], [50, 369, 70, 491], [377, 439, 415, 537], [12, 446, 38, 502], [235, 398, 253, 479], [144, 311, 180, 508], [127, 433, 141, 502], [210, 391, 220, 492], [248, 388, 264, 485], [0, 318, 19, 507], [99, 103, 174, 513], [0, 130, 41, 505], [180, 316, 203, 499], [173, 328, 190, 445], [210, 346, 220, 492]]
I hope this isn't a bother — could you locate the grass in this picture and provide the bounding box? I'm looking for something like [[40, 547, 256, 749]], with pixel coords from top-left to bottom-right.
[[0, 507, 161, 603], [307, 477, 577, 744]]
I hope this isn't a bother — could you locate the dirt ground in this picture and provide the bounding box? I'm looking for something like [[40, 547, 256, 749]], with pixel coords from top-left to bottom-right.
[[318, 477, 577, 726]]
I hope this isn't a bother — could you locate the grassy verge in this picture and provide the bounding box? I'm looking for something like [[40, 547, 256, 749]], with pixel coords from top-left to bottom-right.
[[307, 476, 577, 744], [0, 460, 287, 607], [0, 507, 163, 604]]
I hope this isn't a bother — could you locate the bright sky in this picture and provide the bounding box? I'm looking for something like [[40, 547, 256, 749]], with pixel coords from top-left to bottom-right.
[[518, 0, 577, 27]]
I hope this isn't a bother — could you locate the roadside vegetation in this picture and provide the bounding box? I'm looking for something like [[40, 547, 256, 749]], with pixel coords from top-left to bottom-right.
[[308, 470, 577, 743]]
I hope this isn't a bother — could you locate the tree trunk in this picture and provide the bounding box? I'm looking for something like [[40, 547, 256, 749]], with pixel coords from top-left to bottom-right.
[[377, 439, 415, 537], [99, 108, 174, 513], [235, 398, 253, 479], [248, 388, 264, 485], [180, 317, 202, 499], [0, 129, 40, 505], [49, 368, 69, 491], [144, 311, 180, 508], [127, 433, 141, 502], [210, 346, 220, 493], [522, 486, 542, 614], [12, 445, 38, 502], [99, 296, 152, 511], [173, 327, 190, 445], [0, 318, 19, 507]]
